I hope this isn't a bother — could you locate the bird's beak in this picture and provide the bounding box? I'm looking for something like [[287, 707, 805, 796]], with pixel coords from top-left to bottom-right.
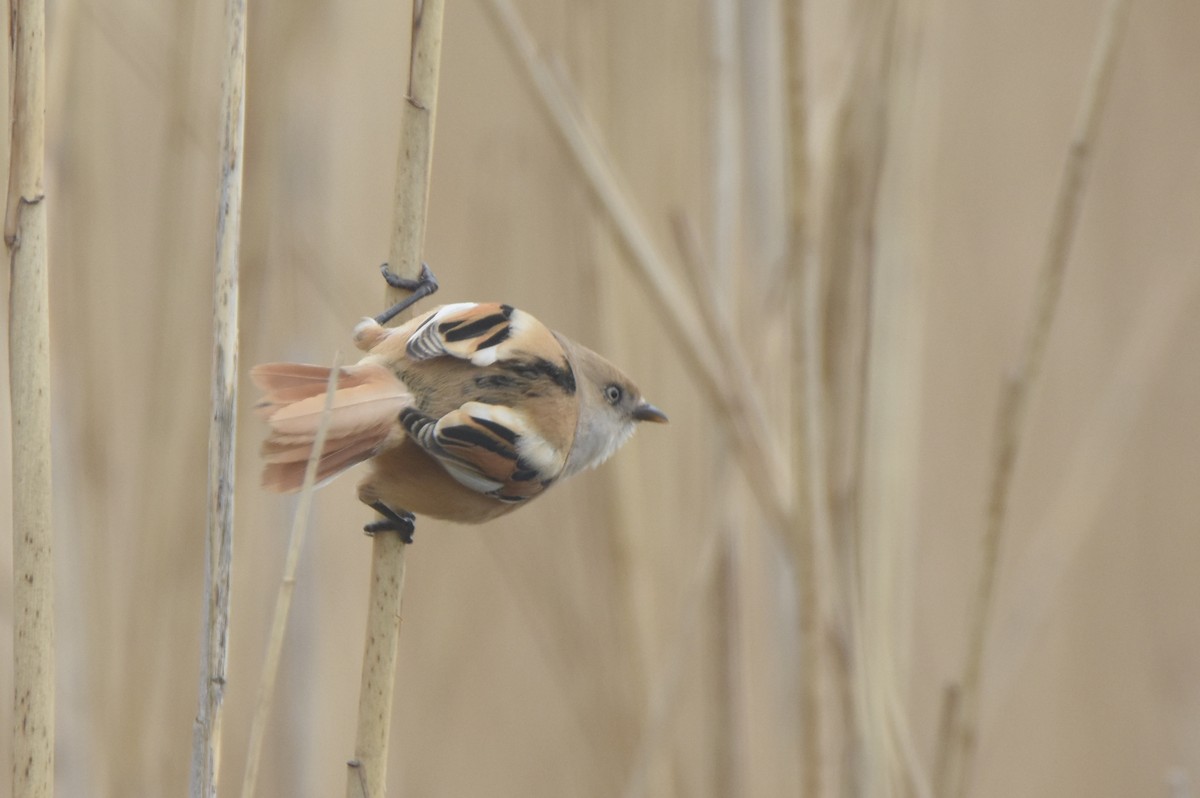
[[633, 402, 669, 423]]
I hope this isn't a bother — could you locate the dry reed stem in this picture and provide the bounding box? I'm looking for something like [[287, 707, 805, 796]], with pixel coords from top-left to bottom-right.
[[668, 215, 746, 400], [813, 5, 898, 790], [782, 1, 823, 796], [480, 0, 790, 532], [346, 2, 445, 796], [989, 265, 1200, 715], [190, 0, 247, 795], [670, 212, 748, 794], [621, 517, 726, 798], [708, 0, 741, 306], [940, 2, 1131, 796], [667, 213, 778, 524], [855, 5, 940, 794], [6, 0, 52, 794], [241, 358, 342, 798]]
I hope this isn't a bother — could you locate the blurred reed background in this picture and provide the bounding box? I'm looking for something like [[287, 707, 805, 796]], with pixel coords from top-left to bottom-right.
[[1, 0, 1198, 796]]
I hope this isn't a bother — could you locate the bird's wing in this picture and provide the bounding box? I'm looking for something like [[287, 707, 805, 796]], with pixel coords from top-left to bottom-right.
[[352, 303, 579, 502], [400, 401, 565, 504], [355, 302, 569, 370]]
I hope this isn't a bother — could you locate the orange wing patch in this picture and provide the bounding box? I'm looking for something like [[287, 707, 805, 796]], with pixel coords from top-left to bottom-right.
[[354, 302, 568, 374], [405, 302, 566, 366], [399, 401, 560, 504]]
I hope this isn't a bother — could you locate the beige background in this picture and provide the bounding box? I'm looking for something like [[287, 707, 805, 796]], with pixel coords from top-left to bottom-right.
[[0, 1, 1197, 796]]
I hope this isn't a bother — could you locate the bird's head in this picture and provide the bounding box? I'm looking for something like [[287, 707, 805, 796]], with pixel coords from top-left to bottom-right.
[[561, 340, 667, 478]]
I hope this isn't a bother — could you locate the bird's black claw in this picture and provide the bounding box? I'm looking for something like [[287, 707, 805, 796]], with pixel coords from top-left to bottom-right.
[[374, 262, 439, 326], [380, 261, 438, 293], [364, 502, 416, 544]]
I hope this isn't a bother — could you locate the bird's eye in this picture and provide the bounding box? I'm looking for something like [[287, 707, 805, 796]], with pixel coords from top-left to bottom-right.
[[604, 384, 623, 405]]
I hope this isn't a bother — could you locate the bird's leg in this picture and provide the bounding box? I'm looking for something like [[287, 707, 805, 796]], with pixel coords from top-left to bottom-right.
[[373, 262, 440, 326], [364, 501, 416, 544]]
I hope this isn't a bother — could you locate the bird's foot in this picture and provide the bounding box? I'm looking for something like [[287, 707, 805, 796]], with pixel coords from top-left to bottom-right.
[[373, 262, 439, 326], [364, 501, 416, 544]]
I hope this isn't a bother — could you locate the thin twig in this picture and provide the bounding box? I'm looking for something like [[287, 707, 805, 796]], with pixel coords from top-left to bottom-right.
[[190, 0, 246, 795], [707, 0, 741, 315], [809, 4, 900, 791], [242, 358, 342, 798], [667, 213, 764, 438], [670, 212, 748, 796], [940, 2, 1131, 796], [621, 517, 726, 798], [990, 266, 1200, 701], [346, 2, 445, 796], [7, 0, 53, 794], [479, 0, 789, 531], [783, 1, 823, 795]]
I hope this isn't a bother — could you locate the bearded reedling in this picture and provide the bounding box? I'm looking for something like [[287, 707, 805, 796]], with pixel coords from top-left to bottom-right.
[[252, 266, 667, 541]]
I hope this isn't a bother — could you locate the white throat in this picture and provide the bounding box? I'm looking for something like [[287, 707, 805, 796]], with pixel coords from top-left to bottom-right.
[[562, 411, 636, 478]]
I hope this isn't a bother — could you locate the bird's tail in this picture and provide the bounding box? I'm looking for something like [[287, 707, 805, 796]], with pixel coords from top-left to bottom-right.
[[251, 362, 410, 492]]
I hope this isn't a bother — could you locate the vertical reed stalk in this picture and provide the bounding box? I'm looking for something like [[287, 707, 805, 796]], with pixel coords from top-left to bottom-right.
[[706, 0, 745, 793], [939, 2, 1131, 796], [783, 2, 822, 796], [191, 0, 247, 794], [7, 0, 52, 795], [345, 2, 445, 796]]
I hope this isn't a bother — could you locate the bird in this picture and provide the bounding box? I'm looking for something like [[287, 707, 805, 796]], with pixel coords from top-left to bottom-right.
[[251, 265, 667, 542]]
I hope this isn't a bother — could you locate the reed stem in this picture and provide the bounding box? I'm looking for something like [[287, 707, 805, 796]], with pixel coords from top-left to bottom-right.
[[190, 0, 247, 794], [346, 2, 445, 796], [7, 0, 53, 793]]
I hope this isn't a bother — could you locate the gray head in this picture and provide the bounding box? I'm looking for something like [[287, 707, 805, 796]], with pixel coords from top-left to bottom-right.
[[558, 337, 667, 478]]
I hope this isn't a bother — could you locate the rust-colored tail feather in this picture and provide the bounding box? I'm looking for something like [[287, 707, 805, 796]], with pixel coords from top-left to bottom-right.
[[251, 362, 409, 492]]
